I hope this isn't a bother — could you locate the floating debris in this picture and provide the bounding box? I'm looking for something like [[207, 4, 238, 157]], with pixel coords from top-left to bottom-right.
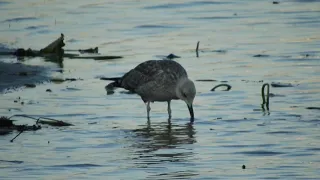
[[166, 53, 180, 60], [273, 1, 279, 4], [154, 54, 181, 60], [0, 116, 14, 127], [212, 49, 227, 53], [253, 54, 270, 58], [241, 79, 264, 83], [242, 165, 246, 169], [271, 82, 293, 88], [0, 34, 122, 61], [40, 33, 65, 55], [46, 89, 52, 92], [1, 114, 73, 140], [65, 78, 83, 81], [306, 107, 320, 110], [92, 56, 123, 60], [79, 47, 98, 54], [0, 116, 41, 139], [50, 78, 65, 83], [50, 78, 83, 83], [303, 54, 310, 58], [68, 55, 123, 60], [14, 48, 36, 57], [24, 83, 36, 88], [211, 84, 232, 91]]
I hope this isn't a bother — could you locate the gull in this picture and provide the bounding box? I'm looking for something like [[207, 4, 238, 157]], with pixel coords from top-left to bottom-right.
[[104, 60, 196, 122]]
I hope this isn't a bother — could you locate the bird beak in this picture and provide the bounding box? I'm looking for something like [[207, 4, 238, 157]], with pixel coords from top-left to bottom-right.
[[187, 104, 194, 121]]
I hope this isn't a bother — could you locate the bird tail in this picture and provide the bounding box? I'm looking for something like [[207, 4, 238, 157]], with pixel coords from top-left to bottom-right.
[[102, 77, 122, 93]]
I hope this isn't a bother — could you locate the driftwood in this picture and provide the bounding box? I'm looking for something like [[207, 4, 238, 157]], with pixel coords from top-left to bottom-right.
[[0, 34, 123, 60], [40, 33, 65, 55], [0, 115, 73, 142]]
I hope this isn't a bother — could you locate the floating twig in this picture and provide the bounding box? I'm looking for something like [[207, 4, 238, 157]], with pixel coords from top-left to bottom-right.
[[69, 55, 123, 60], [261, 83, 270, 111], [211, 84, 232, 91], [306, 107, 320, 110], [271, 82, 293, 88], [196, 41, 200, 57]]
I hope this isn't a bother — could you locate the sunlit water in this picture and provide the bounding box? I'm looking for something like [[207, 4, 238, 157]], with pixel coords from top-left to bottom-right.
[[0, 0, 320, 179]]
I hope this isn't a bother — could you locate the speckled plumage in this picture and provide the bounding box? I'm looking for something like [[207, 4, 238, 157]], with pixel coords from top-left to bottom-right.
[[104, 59, 196, 121], [120, 60, 188, 102]]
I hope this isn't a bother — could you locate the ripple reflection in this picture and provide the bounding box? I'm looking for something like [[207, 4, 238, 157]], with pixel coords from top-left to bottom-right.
[[129, 120, 198, 179]]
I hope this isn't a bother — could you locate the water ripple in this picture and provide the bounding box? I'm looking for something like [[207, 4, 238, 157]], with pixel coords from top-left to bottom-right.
[[266, 131, 302, 135], [2, 17, 37, 22], [135, 25, 179, 29], [235, 150, 284, 156], [143, 1, 233, 9], [189, 16, 247, 20], [50, 163, 102, 168], [0, 160, 24, 164], [25, 25, 48, 30]]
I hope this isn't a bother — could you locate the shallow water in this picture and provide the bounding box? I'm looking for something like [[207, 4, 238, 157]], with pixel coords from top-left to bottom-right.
[[0, 0, 320, 179]]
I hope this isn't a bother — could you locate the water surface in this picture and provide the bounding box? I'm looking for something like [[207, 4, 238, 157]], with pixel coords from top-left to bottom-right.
[[0, 0, 319, 179]]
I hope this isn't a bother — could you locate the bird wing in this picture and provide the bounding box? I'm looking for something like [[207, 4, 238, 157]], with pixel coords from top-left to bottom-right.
[[120, 60, 188, 92]]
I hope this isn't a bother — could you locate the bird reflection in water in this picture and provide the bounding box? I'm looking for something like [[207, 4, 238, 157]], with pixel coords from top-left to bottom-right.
[[132, 118, 196, 153], [130, 118, 198, 179]]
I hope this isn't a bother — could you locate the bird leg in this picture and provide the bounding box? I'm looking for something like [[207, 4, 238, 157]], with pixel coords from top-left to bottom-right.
[[145, 101, 151, 119], [167, 100, 172, 118]]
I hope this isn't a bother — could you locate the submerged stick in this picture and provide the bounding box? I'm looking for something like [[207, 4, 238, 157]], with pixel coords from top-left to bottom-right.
[[10, 129, 24, 142], [196, 41, 200, 57], [261, 83, 270, 111]]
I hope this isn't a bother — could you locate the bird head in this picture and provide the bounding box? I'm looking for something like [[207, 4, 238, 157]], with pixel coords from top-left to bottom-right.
[[176, 78, 196, 121]]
